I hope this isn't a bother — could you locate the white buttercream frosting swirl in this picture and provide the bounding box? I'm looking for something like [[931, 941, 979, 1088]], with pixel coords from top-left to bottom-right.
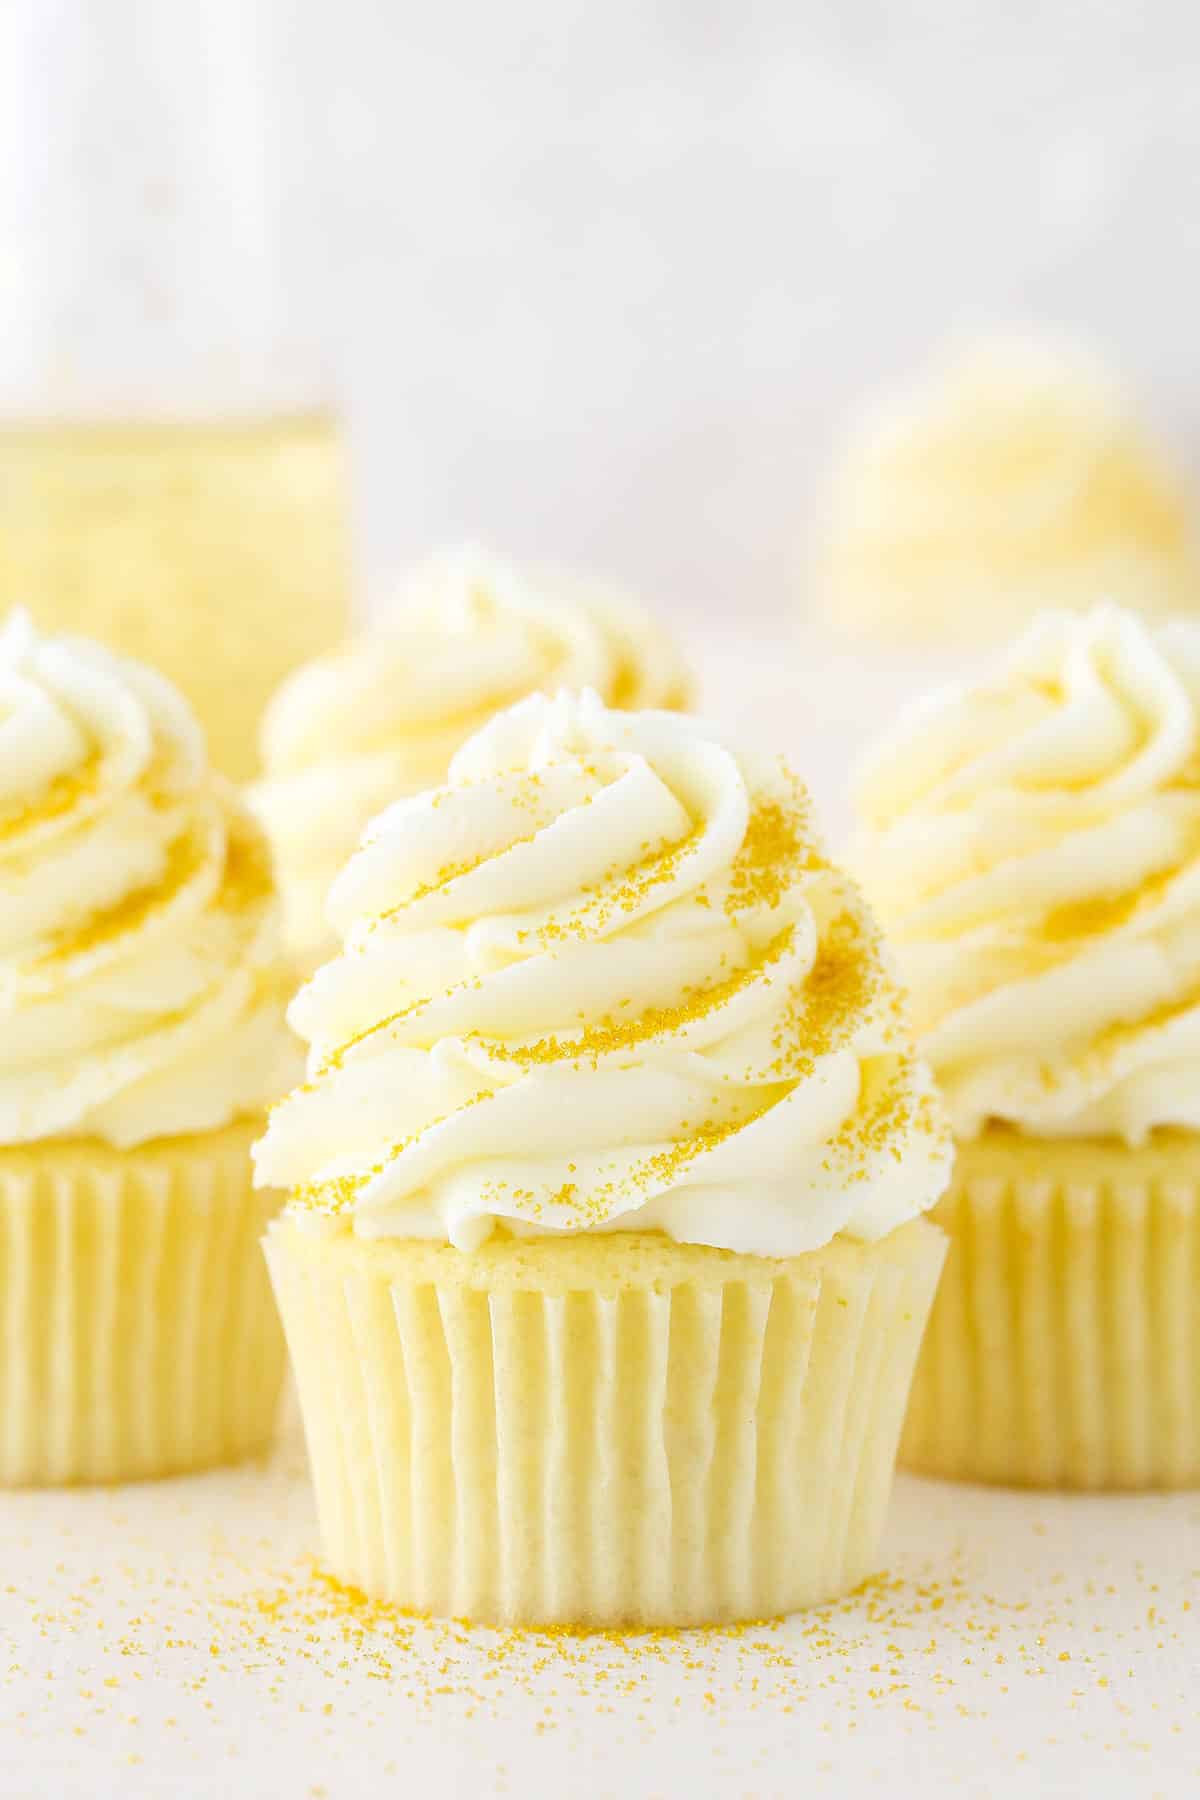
[[819, 336, 1200, 644], [0, 612, 296, 1148], [854, 604, 1200, 1143], [254, 690, 950, 1254], [251, 547, 693, 957]]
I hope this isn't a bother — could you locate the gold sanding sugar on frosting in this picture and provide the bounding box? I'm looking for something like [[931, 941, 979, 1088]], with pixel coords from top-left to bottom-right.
[[1041, 890, 1136, 944], [374, 778, 603, 925], [221, 810, 275, 913], [534, 823, 702, 946], [769, 908, 883, 1078], [467, 1105, 764, 1227], [487, 927, 796, 1068], [319, 1004, 418, 1074], [31, 793, 268, 973], [606, 657, 640, 710], [1168, 753, 1200, 791], [725, 787, 818, 919], [622, 1102, 777, 1200], [0, 751, 103, 844], [32, 822, 208, 969], [544, 785, 821, 949], [1040, 850, 1190, 944], [290, 1093, 493, 1214], [318, 976, 486, 1075], [292, 1170, 372, 1215], [288, 747, 920, 1225], [383, 824, 548, 921], [1082, 987, 1200, 1071], [292, 1141, 422, 1215], [825, 1055, 929, 1176]]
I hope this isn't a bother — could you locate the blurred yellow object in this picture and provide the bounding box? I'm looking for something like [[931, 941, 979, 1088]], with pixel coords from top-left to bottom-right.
[[903, 1130, 1200, 1490], [0, 1122, 285, 1486], [818, 336, 1200, 644], [0, 414, 353, 777], [250, 546, 693, 962]]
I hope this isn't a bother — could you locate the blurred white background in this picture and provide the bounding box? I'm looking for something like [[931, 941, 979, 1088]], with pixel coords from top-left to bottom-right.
[[295, 2, 1200, 626]]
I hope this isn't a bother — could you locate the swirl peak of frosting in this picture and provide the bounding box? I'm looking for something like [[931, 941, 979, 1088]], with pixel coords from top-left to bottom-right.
[[854, 603, 1200, 1142], [250, 546, 693, 956], [0, 610, 296, 1147], [255, 690, 950, 1254], [819, 334, 1200, 643]]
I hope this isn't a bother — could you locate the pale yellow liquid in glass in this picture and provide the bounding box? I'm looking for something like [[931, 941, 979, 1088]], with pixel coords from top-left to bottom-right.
[[0, 413, 354, 778]]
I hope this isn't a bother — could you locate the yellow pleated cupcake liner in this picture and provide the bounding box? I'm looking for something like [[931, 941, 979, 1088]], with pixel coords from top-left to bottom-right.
[[266, 1216, 945, 1627], [901, 1130, 1200, 1490], [0, 1120, 286, 1485]]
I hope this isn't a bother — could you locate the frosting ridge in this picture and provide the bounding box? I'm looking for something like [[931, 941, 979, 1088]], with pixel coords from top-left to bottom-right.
[[255, 690, 949, 1254], [250, 547, 692, 955], [819, 336, 1200, 643], [0, 611, 296, 1147], [853, 603, 1200, 1141]]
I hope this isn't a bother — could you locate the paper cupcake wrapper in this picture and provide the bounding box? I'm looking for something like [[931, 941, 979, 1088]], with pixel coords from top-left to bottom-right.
[[901, 1131, 1200, 1489], [0, 1120, 285, 1485], [266, 1217, 945, 1627]]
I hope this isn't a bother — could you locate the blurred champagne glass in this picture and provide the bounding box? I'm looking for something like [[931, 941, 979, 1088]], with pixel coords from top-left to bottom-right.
[[0, 1, 353, 776]]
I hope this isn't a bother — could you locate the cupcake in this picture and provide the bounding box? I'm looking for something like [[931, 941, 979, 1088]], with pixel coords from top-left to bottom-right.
[[250, 546, 693, 965], [854, 604, 1200, 1488], [255, 689, 950, 1626], [818, 335, 1200, 645], [0, 611, 298, 1483]]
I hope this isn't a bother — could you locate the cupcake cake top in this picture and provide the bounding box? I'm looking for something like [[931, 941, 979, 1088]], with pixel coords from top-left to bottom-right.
[[254, 690, 950, 1254], [819, 335, 1200, 643], [854, 603, 1200, 1144], [0, 611, 296, 1147]]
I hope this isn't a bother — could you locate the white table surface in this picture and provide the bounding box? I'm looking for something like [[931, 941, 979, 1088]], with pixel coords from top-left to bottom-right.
[[3, 628, 1198, 1799], [4, 1412, 1197, 1800]]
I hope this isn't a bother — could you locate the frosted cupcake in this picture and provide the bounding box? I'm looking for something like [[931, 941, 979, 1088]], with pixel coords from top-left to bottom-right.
[[819, 336, 1200, 645], [0, 612, 297, 1483], [854, 604, 1200, 1488], [251, 546, 692, 963], [256, 689, 950, 1626]]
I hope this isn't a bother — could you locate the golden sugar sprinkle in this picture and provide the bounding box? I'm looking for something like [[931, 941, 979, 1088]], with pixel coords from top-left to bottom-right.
[[767, 904, 886, 1081], [8, 1519, 1195, 1764], [725, 782, 821, 919], [32, 824, 207, 970], [485, 927, 796, 1068], [0, 751, 103, 845], [31, 793, 269, 973]]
